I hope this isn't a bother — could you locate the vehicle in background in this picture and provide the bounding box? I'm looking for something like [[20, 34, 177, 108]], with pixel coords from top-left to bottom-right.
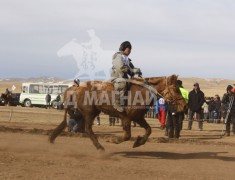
[[0, 93, 20, 106], [19, 83, 72, 108], [10, 93, 21, 106]]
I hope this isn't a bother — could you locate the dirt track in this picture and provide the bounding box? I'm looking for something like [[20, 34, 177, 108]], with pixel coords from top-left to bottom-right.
[[1, 106, 235, 180]]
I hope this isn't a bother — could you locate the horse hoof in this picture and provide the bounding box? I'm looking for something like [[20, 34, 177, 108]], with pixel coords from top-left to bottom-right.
[[133, 136, 142, 148], [133, 142, 139, 148]]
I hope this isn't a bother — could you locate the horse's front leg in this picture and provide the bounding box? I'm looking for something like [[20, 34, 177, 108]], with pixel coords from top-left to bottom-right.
[[133, 118, 151, 148], [122, 117, 132, 141]]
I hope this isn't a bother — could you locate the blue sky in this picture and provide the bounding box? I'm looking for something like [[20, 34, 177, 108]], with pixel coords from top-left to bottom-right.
[[1, 0, 235, 80]]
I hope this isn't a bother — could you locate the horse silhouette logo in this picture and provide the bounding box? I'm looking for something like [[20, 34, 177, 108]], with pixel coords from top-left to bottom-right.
[[57, 29, 114, 81]]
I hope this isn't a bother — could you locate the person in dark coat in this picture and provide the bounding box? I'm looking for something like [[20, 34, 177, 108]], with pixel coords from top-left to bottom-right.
[[4, 88, 10, 95], [213, 95, 221, 123], [188, 83, 205, 130], [221, 85, 235, 136], [166, 80, 188, 138], [208, 97, 214, 120], [45, 93, 51, 109], [68, 108, 85, 133]]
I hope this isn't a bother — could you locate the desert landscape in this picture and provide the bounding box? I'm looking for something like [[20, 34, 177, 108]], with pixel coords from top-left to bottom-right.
[[1, 78, 235, 180], [1, 76, 234, 97]]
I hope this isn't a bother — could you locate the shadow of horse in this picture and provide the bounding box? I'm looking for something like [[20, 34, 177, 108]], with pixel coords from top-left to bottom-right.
[[112, 151, 235, 161]]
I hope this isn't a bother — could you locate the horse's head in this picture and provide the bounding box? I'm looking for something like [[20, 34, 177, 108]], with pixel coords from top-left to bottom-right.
[[148, 75, 188, 113]]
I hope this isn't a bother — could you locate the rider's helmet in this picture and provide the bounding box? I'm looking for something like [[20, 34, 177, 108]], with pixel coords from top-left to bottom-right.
[[119, 41, 132, 51]]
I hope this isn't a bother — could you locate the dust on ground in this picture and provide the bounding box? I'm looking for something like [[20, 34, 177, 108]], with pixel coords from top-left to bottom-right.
[[1, 106, 235, 180]]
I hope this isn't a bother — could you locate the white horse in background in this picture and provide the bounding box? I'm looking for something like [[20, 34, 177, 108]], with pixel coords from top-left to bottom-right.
[[57, 39, 114, 81]]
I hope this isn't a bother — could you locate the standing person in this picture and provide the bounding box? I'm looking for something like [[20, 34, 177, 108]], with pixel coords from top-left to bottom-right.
[[166, 80, 189, 138], [56, 93, 63, 110], [208, 97, 215, 122], [202, 97, 209, 122], [177, 80, 189, 131], [155, 98, 166, 129], [45, 93, 51, 109], [4, 88, 10, 95], [188, 83, 205, 130], [221, 85, 235, 136], [214, 95, 221, 123], [167, 103, 179, 138], [111, 41, 142, 112]]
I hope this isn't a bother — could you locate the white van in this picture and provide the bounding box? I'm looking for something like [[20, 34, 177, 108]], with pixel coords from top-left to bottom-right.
[[19, 83, 72, 108]]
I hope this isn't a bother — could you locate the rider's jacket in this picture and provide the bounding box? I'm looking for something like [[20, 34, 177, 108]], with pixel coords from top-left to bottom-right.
[[111, 51, 141, 80], [111, 51, 132, 79]]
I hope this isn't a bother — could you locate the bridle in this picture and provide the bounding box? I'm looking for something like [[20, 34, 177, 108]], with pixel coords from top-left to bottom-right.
[[144, 77, 184, 105]]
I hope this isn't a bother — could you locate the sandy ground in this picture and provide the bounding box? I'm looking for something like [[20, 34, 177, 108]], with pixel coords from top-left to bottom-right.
[[1, 106, 235, 180]]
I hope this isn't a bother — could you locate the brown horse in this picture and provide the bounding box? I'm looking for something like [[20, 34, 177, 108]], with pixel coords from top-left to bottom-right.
[[49, 75, 187, 151]]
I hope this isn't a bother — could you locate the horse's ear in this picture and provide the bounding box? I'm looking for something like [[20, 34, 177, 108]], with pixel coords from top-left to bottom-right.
[[168, 75, 178, 84]]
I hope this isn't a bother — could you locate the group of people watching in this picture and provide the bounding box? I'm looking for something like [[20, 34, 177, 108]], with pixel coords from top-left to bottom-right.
[[202, 95, 222, 123], [154, 80, 235, 138], [202, 86, 235, 136]]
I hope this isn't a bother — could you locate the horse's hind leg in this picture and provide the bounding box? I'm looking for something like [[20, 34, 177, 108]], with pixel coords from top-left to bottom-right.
[[110, 117, 131, 144], [49, 109, 68, 143], [133, 118, 152, 148], [85, 114, 105, 151]]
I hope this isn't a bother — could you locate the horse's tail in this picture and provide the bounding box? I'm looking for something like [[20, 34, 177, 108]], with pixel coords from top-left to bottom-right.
[[49, 109, 68, 143]]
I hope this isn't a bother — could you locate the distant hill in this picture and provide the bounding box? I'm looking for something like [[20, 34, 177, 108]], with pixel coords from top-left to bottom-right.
[[179, 77, 235, 97], [0, 76, 65, 83], [0, 76, 234, 97]]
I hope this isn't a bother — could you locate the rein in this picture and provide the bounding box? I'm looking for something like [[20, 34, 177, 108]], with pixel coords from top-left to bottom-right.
[[126, 79, 163, 98], [144, 79, 163, 99]]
